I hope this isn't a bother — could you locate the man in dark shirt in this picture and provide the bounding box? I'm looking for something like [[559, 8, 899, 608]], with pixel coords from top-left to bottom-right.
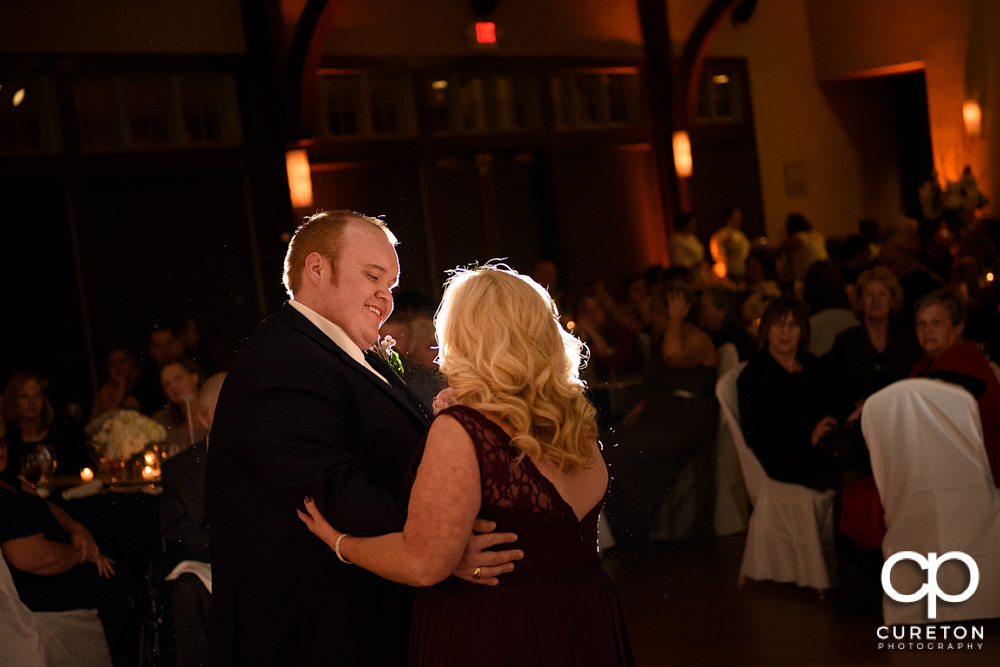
[[161, 372, 226, 667]]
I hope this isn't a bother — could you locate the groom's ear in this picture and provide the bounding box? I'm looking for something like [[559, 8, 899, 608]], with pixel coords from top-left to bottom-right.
[[302, 251, 328, 289]]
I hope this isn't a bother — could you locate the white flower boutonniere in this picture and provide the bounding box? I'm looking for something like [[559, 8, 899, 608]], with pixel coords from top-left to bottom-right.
[[371, 335, 405, 382]]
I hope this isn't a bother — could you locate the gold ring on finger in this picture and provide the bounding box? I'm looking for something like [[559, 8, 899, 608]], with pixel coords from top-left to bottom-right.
[[472, 567, 482, 580]]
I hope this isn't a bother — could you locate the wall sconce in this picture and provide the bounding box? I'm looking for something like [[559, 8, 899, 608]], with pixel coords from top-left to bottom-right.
[[285, 149, 313, 208], [963, 99, 982, 138], [672, 131, 692, 177]]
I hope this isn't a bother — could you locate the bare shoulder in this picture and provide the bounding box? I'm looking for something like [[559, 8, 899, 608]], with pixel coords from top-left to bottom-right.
[[426, 413, 475, 453], [684, 325, 718, 366]]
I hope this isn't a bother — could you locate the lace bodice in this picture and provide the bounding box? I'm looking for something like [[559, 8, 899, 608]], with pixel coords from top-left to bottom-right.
[[406, 405, 608, 586]]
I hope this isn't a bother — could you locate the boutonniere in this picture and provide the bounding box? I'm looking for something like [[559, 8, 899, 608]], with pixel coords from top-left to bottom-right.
[[371, 335, 405, 383]]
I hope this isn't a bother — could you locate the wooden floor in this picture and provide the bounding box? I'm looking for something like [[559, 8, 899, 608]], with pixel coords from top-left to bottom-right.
[[603, 534, 1000, 666]]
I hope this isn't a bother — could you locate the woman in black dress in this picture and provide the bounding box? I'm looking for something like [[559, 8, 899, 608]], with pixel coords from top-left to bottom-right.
[[603, 284, 720, 544], [0, 421, 131, 664], [1, 372, 92, 475], [825, 266, 923, 411], [737, 298, 841, 490], [297, 267, 633, 666]]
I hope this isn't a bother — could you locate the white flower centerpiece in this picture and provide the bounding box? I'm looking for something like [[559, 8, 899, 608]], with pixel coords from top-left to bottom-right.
[[90, 410, 167, 483]]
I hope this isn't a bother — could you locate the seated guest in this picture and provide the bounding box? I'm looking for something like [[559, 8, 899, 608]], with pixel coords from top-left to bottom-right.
[[617, 273, 654, 334], [379, 316, 413, 362], [698, 287, 755, 360], [2, 372, 92, 474], [604, 285, 719, 544], [90, 346, 143, 421], [741, 247, 781, 335], [161, 372, 226, 667], [838, 233, 873, 286], [784, 214, 829, 282], [910, 289, 1000, 485], [825, 267, 923, 412], [668, 212, 706, 270], [803, 260, 859, 356], [177, 316, 217, 378], [134, 323, 185, 415], [154, 358, 207, 457], [880, 216, 943, 330], [738, 298, 840, 490], [402, 316, 446, 413], [0, 420, 133, 665], [710, 207, 750, 282], [573, 287, 643, 429]]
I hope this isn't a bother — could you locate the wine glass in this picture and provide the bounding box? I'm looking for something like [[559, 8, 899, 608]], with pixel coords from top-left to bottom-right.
[[36, 444, 57, 490], [21, 451, 42, 487]]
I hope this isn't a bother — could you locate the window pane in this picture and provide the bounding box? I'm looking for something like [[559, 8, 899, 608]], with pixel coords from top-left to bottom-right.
[[323, 76, 360, 136], [179, 75, 224, 144], [456, 76, 487, 132], [574, 75, 602, 125], [426, 77, 450, 132], [124, 76, 171, 147], [73, 79, 115, 150], [605, 75, 629, 124], [367, 76, 399, 135]]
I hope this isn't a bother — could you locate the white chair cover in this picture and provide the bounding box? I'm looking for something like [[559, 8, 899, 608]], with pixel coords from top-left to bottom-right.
[[0, 556, 111, 667], [713, 344, 749, 536], [717, 363, 836, 590], [861, 378, 1000, 625]]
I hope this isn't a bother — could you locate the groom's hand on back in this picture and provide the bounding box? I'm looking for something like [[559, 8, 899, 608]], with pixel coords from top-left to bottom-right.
[[453, 519, 523, 586]]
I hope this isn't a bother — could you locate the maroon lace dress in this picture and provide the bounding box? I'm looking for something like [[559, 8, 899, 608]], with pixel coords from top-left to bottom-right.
[[406, 405, 634, 666]]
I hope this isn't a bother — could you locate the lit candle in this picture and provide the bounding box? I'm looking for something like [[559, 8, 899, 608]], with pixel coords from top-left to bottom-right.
[[144, 452, 156, 465], [142, 466, 157, 482], [80, 468, 94, 483]]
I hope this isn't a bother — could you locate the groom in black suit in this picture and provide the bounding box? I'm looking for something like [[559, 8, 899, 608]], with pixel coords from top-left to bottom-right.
[[207, 211, 515, 666]]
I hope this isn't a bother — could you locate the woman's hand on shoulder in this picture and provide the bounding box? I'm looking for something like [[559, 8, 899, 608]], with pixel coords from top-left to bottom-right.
[[431, 387, 458, 416]]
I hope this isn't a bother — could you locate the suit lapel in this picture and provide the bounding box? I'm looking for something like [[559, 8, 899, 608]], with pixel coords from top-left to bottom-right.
[[279, 304, 430, 428], [364, 351, 432, 425]]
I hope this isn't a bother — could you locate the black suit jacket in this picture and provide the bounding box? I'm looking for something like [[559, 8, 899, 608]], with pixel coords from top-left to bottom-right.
[[161, 440, 210, 567], [207, 304, 430, 666]]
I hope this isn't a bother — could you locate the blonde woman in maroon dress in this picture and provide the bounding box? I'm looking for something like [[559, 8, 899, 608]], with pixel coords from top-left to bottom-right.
[[298, 266, 634, 666]]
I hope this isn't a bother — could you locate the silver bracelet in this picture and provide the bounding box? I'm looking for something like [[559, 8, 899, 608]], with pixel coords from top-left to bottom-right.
[[335, 533, 352, 564]]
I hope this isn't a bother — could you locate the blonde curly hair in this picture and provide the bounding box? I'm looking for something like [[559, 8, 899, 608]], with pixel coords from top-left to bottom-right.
[[436, 267, 598, 471]]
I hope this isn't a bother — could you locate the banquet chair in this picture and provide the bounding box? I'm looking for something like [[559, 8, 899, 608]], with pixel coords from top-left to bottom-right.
[[0, 555, 112, 667], [716, 363, 836, 595], [861, 378, 1000, 625], [713, 343, 749, 536]]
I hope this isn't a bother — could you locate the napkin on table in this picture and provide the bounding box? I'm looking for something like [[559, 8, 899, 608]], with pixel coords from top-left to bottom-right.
[[62, 480, 104, 501]]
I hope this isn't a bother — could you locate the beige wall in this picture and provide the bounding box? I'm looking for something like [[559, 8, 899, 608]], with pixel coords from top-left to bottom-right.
[[807, 0, 998, 216], [0, 0, 246, 54], [307, 0, 642, 57], [670, 0, 869, 242]]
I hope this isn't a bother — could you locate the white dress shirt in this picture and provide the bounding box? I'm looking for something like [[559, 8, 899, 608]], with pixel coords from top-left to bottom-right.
[[289, 300, 389, 385]]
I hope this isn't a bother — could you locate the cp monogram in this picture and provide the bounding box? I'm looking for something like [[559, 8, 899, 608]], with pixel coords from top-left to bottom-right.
[[881, 551, 979, 619]]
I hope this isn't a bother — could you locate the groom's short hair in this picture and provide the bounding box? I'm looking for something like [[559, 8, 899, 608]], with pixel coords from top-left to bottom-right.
[[282, 210, 397, 298]]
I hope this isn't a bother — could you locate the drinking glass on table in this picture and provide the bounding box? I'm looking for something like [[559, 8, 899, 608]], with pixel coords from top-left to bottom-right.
[[21, 451, 42, 487], [36, 444, 57, 490]]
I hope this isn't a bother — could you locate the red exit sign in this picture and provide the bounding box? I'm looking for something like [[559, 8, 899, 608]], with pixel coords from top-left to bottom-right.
[[475, 22, 497, 44]]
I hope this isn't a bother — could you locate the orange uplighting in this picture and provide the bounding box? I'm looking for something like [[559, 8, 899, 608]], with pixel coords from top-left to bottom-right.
[[672, 131, 692, 178], [475, 22, 497, 44], [963, 100, 982, 138], [285, 149, 313, 208], [987, 272, 995, 283], [713, 262, 727, 279]]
